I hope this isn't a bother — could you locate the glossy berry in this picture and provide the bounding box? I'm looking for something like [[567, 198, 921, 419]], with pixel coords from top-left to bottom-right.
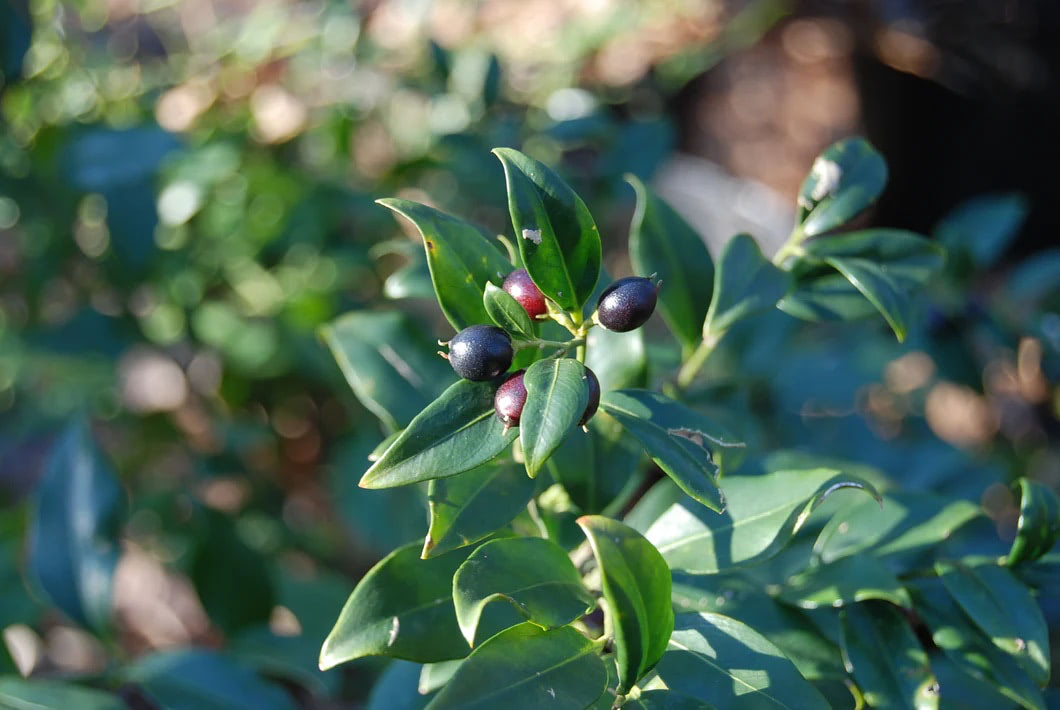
[[502, 269, 547, 318], [447, 325, 513, 381], [596, 276, 658, 332], [494, 370, 527, 427], [580, 367, 601, 426]]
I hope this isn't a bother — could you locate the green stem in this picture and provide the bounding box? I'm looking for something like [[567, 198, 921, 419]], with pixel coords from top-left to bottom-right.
[[575, 342, 586, 363], [772, 225, 807, 267], [676, 331, 721, 390]]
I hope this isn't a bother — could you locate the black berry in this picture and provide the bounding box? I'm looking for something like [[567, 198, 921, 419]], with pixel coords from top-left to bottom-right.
[[596, 276, 658, 332], [502, 269, 547, 318], [494, 370, 527, 427], [580, 367, 600, 426], [447, 325, 513, 381]]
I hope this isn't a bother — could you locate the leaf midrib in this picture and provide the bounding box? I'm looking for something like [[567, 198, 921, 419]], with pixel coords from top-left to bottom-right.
[[667, 636, 796, 709], [372, 407, 494, 476]]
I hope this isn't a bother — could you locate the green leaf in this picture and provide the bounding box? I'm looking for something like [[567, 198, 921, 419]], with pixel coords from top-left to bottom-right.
[[0, 677, 124, 710], [672, 572, 844, 681], [826, 256, 912, 341], [626, 175, 714, 350], [544, 426, 599, 513], [321, 311, 455, 431], [453, 537, 595, 645], [626, 690, 716, 709], [423, 463, 535, 558], [520, 358, 590, 478], [839, 603, 939, 710], [645, 469, 880, 574], [425, 623, 608, 710], [778, 556, 911, 610], [368, 661, 433, 710], [934, 560, 1050, 685], [493, 148, 602, 311], [797, 137, 887, 237], [813, 494, 981, 567], [483, 282, 537, 340], [125, 650, 296, 710], [703, 234, 788, 340], [360, 378, 518, 489], [378, 198, 513, 330], [28, 420, 123, 631], [601, 390, 745, 512], [190, 510, 274, 635], [586, 325, 648, 392], [1007, 478, 1060, 566], [910, 577, 1044, 710], [419, 659, 462, 695], [656, 612, 829, 710], [319, 542, 471, 668], [936, 193, 1027, 269], [578, 515, 674, 693]]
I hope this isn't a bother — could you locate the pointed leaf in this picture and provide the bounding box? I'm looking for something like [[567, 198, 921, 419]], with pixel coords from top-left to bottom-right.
[[626, 175, 714, 350], [910, 577, 1044, 710], [826, 256, 912, 341], [378, 198, 513, 330], [0, 677, 123, 710], [423, 463, 535, 558], [28, 421, 123, 631], [600, 390, 745, 512], [360, 378, 517, 489], [453, 537, 595, 645], [645, 469, 880, 574], [656, 612, 829, 710], [1007, 478, 1060, 566], [321, 311, 455, 431], [797, 137, 887, 237], [520, 358, 590, 478], [483, 282, 536, 340], [494, 148, 601, 311], [419, 659, 462, 695], [319, 543, 471, 668], [778, 556, 911, 610], [578, 515, 674, 693], [425, 623, 607, 710], [935, 560, 1050, 685], [839, 603, 939, 710], [703, 234, 788, 340]]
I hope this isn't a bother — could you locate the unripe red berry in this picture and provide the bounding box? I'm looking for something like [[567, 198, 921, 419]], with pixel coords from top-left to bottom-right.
[[494, 370, 527, 427], [502, 269, 547, 318], [580, 367, 601, 426]]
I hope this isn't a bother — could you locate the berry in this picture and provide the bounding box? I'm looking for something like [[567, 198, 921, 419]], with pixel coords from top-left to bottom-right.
[[580, 367, 601, 426], [596, 276, 658, 332], [502, 269, 547, 318], [447, 325, 513, 381], [494, 370, 527, 427]]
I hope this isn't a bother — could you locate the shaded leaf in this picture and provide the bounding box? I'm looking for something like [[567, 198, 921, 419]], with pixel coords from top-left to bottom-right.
[[494, 148, 601, 311], [645, 469, 880, 574], [125, 650, 295, 710], [379, 199, 513, 330], [656, 612, 829, 710], [425, 623, 607, 710], [797, 137, 887, 237], [319, 543, 470, 668], [839, 603, 938, 710], [586, 324, 648, 393], [520, 358, 590, 478], [453, 537, 594, 645], [626, 175, 714, 350], [626, 690, 716, 709], [321, 311, 455, 432], [1007, 478, 1060, 566], [483, 282, 536, 340], [368, 661, 433, 710], [578, 515, 673, 693], [827, 256, 912, 341], [0, 677, 123, 710], [778, 556, 911, 610], [419, 659, 462, 695], [936, 193, 1027, 269], [935, 560, 1050, 685], [423, 463, 535, 558], [28, 421, 123, 631], [703, 234, 788, 340], [360, 378, 517, 489]]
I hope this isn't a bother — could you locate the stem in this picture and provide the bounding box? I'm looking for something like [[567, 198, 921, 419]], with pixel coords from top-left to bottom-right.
[[676, 331, 720, 390], [772, 225, 807, 267], [576, 342, 586, 363], [526, 499, 549, 539]]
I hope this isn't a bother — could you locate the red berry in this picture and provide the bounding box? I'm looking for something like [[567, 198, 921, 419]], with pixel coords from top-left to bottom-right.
[[502, 269, 547, 318], [580, 367, 601, 426], [494, 370, 528, 427]]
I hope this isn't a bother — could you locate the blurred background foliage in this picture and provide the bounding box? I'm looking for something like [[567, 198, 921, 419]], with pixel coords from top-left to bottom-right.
[[0, 0, 1058, 707]]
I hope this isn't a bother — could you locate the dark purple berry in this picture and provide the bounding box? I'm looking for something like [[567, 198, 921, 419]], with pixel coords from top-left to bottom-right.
[[494, 370, 527, 427], [502, 269, 547, 318], [596, 276, 658, 332], [580, 367, 600, 426], [447, 325, 513, 381]]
